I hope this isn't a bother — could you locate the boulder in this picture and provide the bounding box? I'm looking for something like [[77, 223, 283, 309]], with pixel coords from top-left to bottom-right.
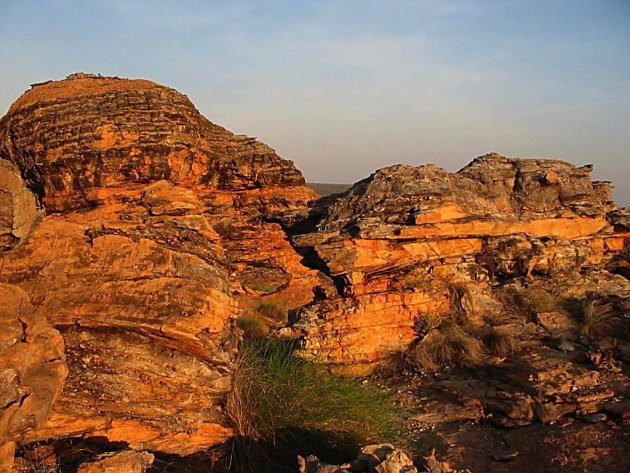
[[76, 450, 154, 473], [0, 73, 320, 457], [0, 284, 67, 470]]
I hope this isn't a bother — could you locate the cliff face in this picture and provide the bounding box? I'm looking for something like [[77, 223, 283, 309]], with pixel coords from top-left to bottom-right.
[[285, 154, 629, 374], [0, 73, 319, 464]]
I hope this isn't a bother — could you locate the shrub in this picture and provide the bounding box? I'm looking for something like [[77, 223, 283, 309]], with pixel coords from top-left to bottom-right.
[[245, 282, 280, 294], [14, 446, 60, 473], [223, 339, 400, 472], [407, 321, 483, 371], [403, 273, 434, 291], [236, 316, 269, 338], [257, 300, 288, 323]]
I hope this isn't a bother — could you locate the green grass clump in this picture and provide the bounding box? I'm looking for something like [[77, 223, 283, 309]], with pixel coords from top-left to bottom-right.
[[236, 316, 269, 338], [223, 339, 400, 472]]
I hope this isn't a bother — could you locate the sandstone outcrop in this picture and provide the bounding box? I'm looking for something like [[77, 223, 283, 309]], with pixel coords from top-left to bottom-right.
[[0, 284, 67, 470], [2, 72, 628, 471], [285, 154, 629, 373], [0, 160, 40, 249], [0, 73, 320, 465]]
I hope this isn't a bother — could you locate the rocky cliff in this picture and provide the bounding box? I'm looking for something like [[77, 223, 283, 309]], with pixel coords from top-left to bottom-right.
[[0, 73, 319, 469], [284, 154, 629, 374], [1, 73, 628, 472]]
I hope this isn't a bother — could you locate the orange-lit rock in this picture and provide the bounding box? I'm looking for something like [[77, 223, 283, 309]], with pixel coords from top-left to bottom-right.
[[0, 73, 320, 458], [287, 154, 629, 370], [0, 284, 67, 471]]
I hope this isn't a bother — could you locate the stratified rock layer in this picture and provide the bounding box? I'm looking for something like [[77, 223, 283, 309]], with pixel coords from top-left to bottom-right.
[[0, 73, 319, 460], [0, 72, 304, 212], [286, 154, 629, 373]]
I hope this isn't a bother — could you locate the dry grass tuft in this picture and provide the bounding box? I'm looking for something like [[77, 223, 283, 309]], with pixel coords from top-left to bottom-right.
[[407, 321, 484, 371], [482, 327, 517, 357], [257, 300, 288, 323], [567, 297, 618, 338]]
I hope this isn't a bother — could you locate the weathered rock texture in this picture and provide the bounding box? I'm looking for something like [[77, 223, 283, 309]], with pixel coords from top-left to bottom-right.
[[0, 160, 40, 249], [0, 73, 319, 463], [76, 450, 154, 473], [285, 154, 629, 374], [2, 72, 628, 470], [0, 72, 304, 213], [0, 284, 67, 470]]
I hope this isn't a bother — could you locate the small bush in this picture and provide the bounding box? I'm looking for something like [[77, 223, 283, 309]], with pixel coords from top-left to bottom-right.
[[403, 273, 434, 291], [482, 327, 517, 357], [223, 339, 400, 472], [236, 316, 269, 338], [14, 447, 59, 473], [257, 300, 288, 323], [407, 321, 483, 371]]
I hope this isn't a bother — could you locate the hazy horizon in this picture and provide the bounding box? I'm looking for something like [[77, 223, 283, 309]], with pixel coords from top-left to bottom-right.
[[1, 1, 628, 206]]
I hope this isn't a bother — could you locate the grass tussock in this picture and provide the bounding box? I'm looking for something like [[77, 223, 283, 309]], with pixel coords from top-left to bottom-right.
[[566, 297, 618, 338], [481, 327, 517, 357], [407, 321, 484, 371], [223, 339, 400, 472], [257, 300, 288, 323], [236, 316, 269, 338]]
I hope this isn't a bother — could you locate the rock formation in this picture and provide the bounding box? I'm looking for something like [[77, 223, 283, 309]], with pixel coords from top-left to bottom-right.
[[284, 155, 629, 374], [1, 72, 628, 471], [0, 73, 319, 468]]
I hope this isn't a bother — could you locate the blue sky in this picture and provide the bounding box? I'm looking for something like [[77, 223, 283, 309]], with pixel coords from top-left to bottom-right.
[[1, 0, 629, 205]]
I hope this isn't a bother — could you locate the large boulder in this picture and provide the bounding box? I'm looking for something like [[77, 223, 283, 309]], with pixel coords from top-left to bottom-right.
[[0, 73, 320, 457]]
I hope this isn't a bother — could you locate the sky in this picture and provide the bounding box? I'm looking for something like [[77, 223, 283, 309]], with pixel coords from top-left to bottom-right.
[[1, 0, 629, 205]]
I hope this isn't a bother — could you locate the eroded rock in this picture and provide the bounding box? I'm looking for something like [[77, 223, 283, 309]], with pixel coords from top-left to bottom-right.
[[76, 450, 154, 473], [287, 154, 629, 372], [0, 73, 320, 458]]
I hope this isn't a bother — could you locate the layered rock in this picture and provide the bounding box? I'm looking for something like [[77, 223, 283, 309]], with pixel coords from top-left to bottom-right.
[[286, 154, 629, 373], [0, 72, 305, 213], [0, 284, 67, 470], [0, 73, 320, 462]]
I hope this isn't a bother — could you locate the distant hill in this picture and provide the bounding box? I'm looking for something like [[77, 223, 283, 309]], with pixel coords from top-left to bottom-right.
[[307, 182, 351, 196]]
